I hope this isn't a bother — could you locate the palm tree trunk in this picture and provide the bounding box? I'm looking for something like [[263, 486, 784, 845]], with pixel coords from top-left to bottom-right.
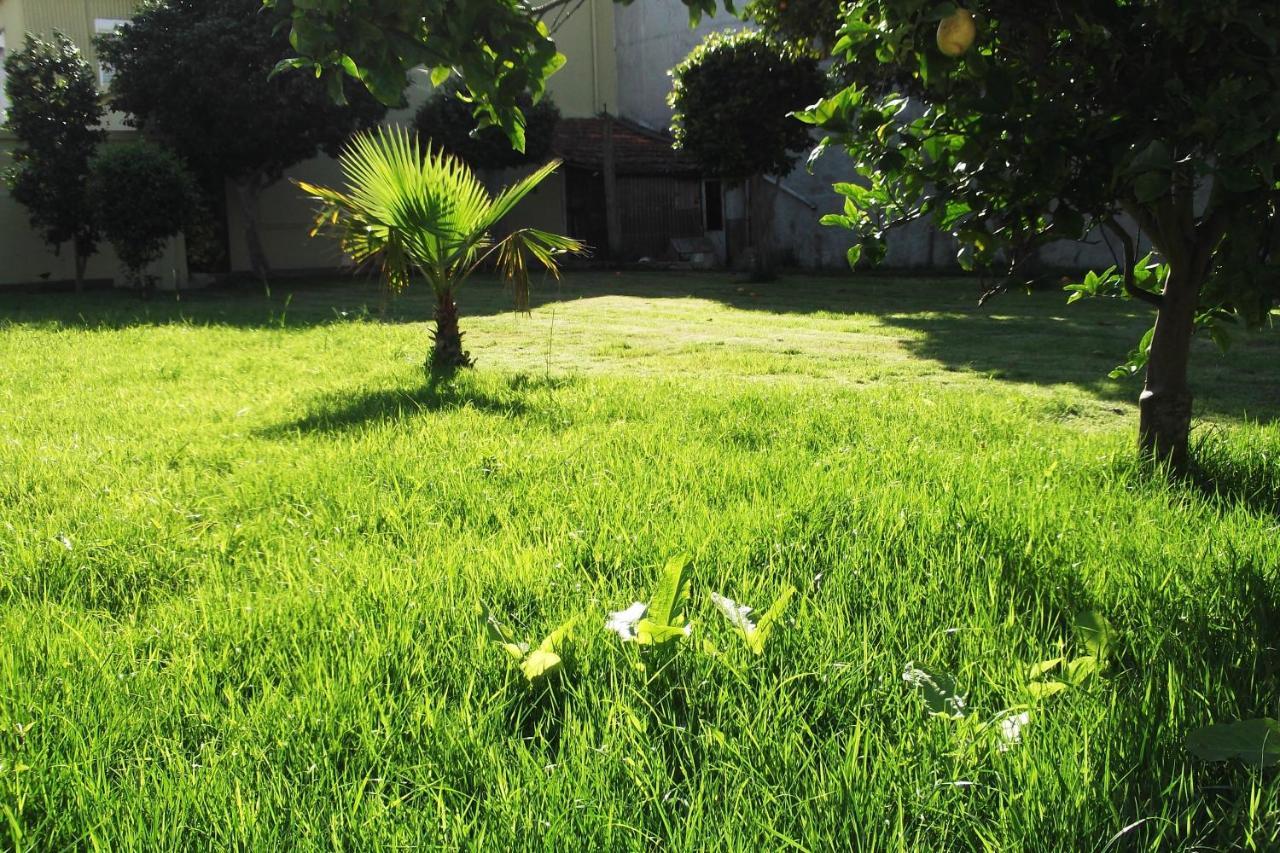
[[430, 290, 473, 373]]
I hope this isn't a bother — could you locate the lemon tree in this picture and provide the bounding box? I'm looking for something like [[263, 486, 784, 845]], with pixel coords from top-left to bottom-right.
[[803, 1, 1279, 468]]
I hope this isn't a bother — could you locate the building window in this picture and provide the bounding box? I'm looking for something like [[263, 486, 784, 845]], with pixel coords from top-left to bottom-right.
[[0, 30, 9, 119], [94, 19, 128, 89], [703, 179, 724, 232]]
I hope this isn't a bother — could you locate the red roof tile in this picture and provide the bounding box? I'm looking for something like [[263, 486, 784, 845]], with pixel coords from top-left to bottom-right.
[[552, 117, 703, 177]]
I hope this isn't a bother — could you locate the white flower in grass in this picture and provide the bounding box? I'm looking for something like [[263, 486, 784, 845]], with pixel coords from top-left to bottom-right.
[[605, 602, 647, 641], [709, 592, 755, 633], [999, 711, 1031, 751]]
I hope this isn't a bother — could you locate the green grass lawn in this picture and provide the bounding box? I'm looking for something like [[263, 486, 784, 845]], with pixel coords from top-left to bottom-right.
[[1, 272, 1278, 849]]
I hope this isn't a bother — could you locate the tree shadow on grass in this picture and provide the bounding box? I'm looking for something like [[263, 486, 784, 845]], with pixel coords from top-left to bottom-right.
[[878, 306, 1280, 424], [261, 378, 532, 436], [1182, 430, 1280, 522], [6, 271, 1276, 424]]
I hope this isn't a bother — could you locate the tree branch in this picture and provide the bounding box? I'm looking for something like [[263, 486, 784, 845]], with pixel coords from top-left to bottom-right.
[[1104, 216, 1163, 309], [529, 0, 583, 15], [1120, 199, 1170, 260]]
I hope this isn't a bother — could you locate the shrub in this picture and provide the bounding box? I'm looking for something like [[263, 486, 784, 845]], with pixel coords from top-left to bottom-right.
[[87, 143, 197, 292]]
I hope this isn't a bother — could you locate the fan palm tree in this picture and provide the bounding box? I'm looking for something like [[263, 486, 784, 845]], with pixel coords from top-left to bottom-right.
[[298, 126, 585, 372]]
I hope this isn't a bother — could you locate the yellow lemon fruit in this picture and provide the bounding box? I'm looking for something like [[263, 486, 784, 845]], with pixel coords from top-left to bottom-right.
[[937, 9, 977, 57]]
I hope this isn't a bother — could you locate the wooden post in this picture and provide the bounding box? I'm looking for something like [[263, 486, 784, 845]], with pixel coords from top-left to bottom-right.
[[602, 111, 622, 260]]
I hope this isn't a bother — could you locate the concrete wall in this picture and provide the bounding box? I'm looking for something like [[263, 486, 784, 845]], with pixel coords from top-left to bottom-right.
[[544, 0, 619, 117], [613, 0, 746, 130]]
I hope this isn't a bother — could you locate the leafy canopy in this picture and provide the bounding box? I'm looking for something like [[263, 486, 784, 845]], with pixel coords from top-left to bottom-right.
[[414, 86, 560, 171], [744, 0, 845, 52], [802, 1, 1279, 330], [2, 32, 105, 269], [669, 29, 826, 180], [262, 0, 736, 150], [98, 0, 388, 187]]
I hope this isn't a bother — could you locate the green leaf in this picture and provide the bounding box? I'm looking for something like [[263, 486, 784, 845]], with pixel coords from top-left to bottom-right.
[[537, 618, 576, 655], [1064, 655, 1099, 685], [1186, 719, 1280, 767], [1126, 140, 1173, 175], [1207, 322, 1233, 353], [1074, 610, 1115, 661], [478, 606, 528, 659], [749, 586, 795, 654], [519, 649, 562, 682], [846, 245, 863, 269], [325, 70, 348, 106], [647, 554, 692, 630], [269, 57, 312, 79], [429, 66, 452, 88], [1028, 657, 1063, 679], [636, 620, 691, 646], [1027, 680, 1068, 700], [710, 586, 795, 654]]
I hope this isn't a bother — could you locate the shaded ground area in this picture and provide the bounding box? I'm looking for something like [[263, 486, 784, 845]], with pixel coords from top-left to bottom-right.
[[2, 271, 1275, 423]]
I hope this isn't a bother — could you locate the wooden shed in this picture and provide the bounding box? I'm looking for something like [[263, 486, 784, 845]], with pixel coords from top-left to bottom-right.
[[552, 116, 716, 262]]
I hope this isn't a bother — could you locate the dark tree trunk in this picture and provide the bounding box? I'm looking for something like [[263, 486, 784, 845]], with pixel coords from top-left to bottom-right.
[[429, 290, 473, 373], [234, 179, 271, 283], [748, 174, 779, 282], [73, 251, 87, 295], [72, 232, 95, 294], [1138, 266, 1199, 469]]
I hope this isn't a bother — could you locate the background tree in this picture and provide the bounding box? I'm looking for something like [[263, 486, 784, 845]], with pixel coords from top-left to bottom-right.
[[2, 32, 105, 293], [414, 87, 560, 171], [87, 142, 197, 295], [299, 127, 585, 373], [744, 0, 845, 52], [803, 1, 1280, 468], [669, 30, 825, 280], [96, 0, 389, 281], [264, 0, 740, 148]]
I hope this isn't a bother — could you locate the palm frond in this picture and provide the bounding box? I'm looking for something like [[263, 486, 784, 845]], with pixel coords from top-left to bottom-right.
[[298, 128, 583, 307], [495, 227, 589, 312], [488, 160, 565, 225]]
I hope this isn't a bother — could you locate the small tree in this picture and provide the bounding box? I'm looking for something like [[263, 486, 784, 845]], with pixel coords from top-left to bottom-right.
[[802, 2, 1280, 468], [299, 127, 585, 373], [415, 88, 560, 171], [669, 30, 825, 280], [96, 0, 388, 281], [2, 32, 105, 292], [87, 142, 196, 295]]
